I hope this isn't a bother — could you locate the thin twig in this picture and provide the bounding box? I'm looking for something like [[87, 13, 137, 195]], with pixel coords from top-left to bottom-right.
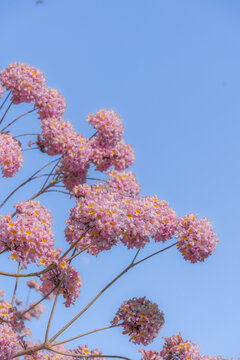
[[40, 158, 61, 192], [89, 131, 97, 140], [49, 262, 133, 343], [51, 324, 121, 347], [86, 177, 106, 182], [0, 91, 11, 111], [131, 249, 140, 265], [0, 248, 8, 255], [134, 242, 177, 266], [23, 147, 38, 151], [59, 229, 90, 261], [0, 231, 90, 278], [44, 189, 70, 195], [21, 286, 58, 317], [45, 291, 61, 342], [0, 157, 60, 209], [45, 246, 78, 342], [49, 241, 177, 343], [14, 133, 40, 138], [11, 262, 21, 305], [0, 107, 37, 132], [0, 101, 12, 125], [66, 245, 90, 262]]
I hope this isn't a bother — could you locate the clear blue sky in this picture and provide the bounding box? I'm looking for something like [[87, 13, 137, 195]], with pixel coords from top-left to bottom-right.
[[0, 0, 240, 358]]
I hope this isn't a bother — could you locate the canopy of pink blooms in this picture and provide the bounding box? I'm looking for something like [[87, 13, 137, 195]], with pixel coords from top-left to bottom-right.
[[0, 63, 222, 360]]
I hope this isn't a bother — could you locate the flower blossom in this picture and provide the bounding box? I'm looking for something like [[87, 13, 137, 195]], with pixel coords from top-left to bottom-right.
[[65, 183, 124, 255], [27, 279, 40, 291], [0, 323, 19, 360], [0, 300, 24, 333], [0, 200, 55, 268], [120, 196, 177, 249], [40, 262, 82, 307], [35, 87, 66, 120], [22, 303, 44, 321], [106, 169, 141, 198], [0, 133, 24, 177], [139, 349, 163, 360], [89, 138, 135, 172], [87, 109, 124, 148], [37, 118, 74, 155], [176, 213, 218, 263], [160, 334, 201, 360], [0, 62, 46, 104], [72, 344, 106, 360], [112, 297, 164, 345]]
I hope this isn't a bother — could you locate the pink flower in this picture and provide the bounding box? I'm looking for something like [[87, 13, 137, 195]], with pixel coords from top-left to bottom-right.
[[22, 303, 44, 321], [26, 279, 40, 291], [106, 169, 141, 197], [0, 62, 46, 104], [40, 263, 82, 307], [65, 183, 123, 255], [37, 118, 74, 155], [0, 133, 24, 177], [71, 344, 106, 360], [0, 323, 19, 360], [120, 196, 177, 249], [87, 109, 124, 148], [160, 334, 201, 360], [139, 349, 163, 360], [0, 200, 56, 268], [112, 297, 165, 345], [89, 138, 135, 172], [176, 213, 218, 263], [35, 87, 66, 120], [0, 300, 25, 333]]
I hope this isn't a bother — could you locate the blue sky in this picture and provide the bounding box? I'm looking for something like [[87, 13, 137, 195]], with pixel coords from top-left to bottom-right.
[[0, 0, 240, 358]]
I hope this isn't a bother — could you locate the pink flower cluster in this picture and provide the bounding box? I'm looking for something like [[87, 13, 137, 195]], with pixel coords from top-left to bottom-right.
[[37, 118, 74, 155], [141, 334, 232, 360], [139, 349, 163, 360], [0, 323, 19, 360], [22, 303, 44, 321], [112, 297, 164, 345], [72, 344, 106, 360], [90, 138, 135, 172], [40, 262, 82, 307], [86, 109, 124, 148], [0, 200, 56, 268], [66, 183, 177, 254], [0, 300, 24, 333], [121, 196, 177, 249], [106, 169, 141, 197], [0, 62, 45, 104], [27, 279, 40, 291], [176, 213, 218, 263], [66, 183, 123, 255], [160, 334, 201, 360], [35, 87, 66, 120], [0, 133, 24, 177], [0, 63, 66, 119]]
